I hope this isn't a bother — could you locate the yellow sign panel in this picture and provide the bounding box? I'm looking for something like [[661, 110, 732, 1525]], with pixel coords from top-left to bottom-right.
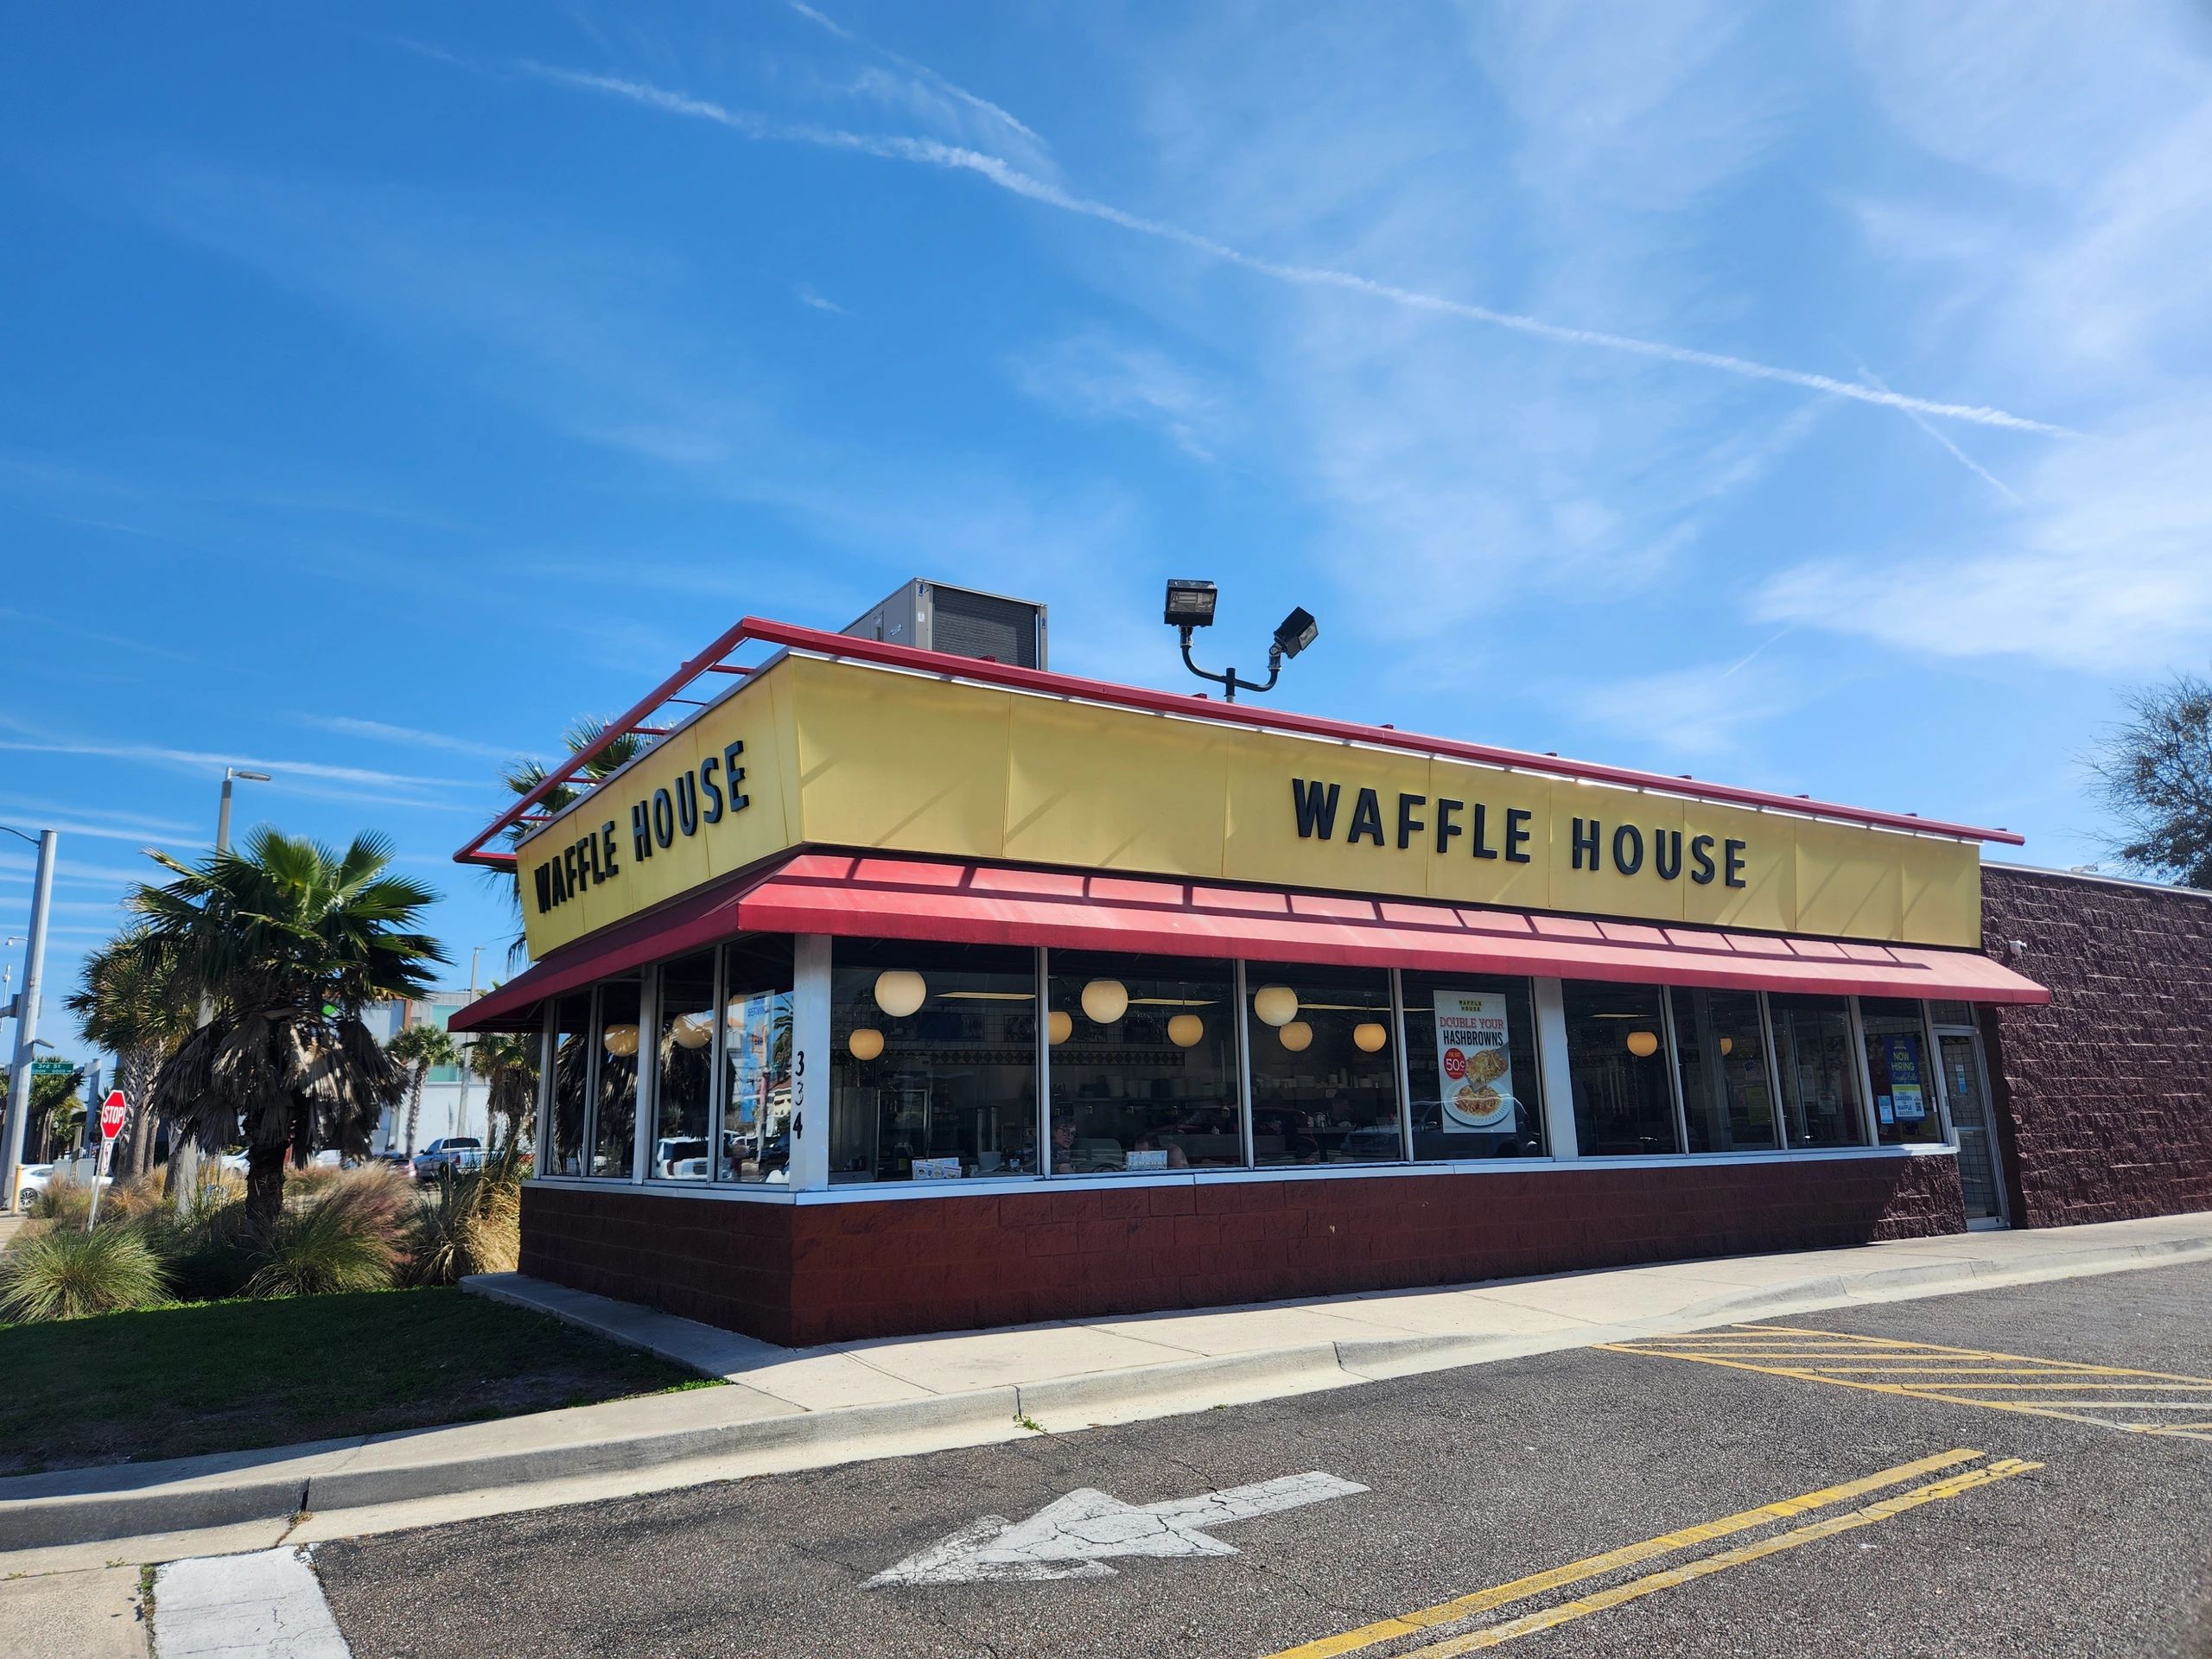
[[517, 654, 1982, 958]]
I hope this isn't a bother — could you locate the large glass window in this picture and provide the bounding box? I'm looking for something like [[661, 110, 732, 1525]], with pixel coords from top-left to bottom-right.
[[588, 980, 641, 1178], [1247, 965, 1402, 1165], [830, 940, 1037, 1183], [1402, 974, 1544, 1160], [721, 937, 794, 1184], [1861, 997, 1941, 1146], [647, 952, 715, 1182], [1670, 988, 1778, 1153], [1048, 952, 1240, 1173], [1770, 994, 1866, 1147], [548, 992, 589, 1177], [1566, 981, 1679, 1155]]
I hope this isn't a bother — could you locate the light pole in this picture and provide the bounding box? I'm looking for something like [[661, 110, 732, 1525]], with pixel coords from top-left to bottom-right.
[[173, 767, 271, 1212], [1162, 580, 1319, 702], [1, 826, 57, 1212], [216, 767, 272, 855]]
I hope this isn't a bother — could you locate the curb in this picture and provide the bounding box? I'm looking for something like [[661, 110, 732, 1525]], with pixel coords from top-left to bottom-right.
[[7, 1231, 2209, 1554], [300, 1389, 1020, 1514], [1669, 1236, 2212, 1323]]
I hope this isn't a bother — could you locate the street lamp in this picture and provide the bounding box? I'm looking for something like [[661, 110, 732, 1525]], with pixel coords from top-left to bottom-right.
[[0, 825, 56, 1212], [1163, 580, 1319, 702], [216, 768, 273, 854], [173, 767, 271, 1213]]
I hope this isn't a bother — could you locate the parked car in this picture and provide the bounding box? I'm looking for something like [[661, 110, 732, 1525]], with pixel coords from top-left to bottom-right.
[[10, 1163, 55, 1210], [370, 1149, 412, 1172], [411, 1137, 485, 1184], [652, 1137, 709, 1179]]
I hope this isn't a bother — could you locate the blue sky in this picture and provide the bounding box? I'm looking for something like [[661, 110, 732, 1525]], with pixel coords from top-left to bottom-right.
[[5, 3, 2209, 1067]]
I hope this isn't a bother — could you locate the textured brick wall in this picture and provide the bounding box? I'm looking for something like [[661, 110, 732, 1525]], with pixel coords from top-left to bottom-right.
[[1981, 865, 2212, 1227], [519, 1154, 1962, 1346], [521, 1185, 796, 1342]]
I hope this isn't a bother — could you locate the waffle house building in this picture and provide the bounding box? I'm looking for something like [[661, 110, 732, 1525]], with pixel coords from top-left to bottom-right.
[[450, 591, 2212, 1347]]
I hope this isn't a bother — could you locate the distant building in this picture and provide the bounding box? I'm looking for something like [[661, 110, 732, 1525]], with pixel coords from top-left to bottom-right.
[[369, 989, 489, 1152]]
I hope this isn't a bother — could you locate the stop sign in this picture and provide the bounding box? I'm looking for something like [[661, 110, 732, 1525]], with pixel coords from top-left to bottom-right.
[[99, 1090, 128, 1141]]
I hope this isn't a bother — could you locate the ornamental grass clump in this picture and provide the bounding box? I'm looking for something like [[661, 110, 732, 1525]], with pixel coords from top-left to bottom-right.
[[0, 1224, 170, 1321], [244, 1166, 411, 1298], [405, 1146, 523, 1287], [22, 1177, 95, 1229]]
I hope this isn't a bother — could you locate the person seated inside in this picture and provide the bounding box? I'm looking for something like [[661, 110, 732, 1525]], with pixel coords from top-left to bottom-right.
[[1131, 1132, 1189, 1168]]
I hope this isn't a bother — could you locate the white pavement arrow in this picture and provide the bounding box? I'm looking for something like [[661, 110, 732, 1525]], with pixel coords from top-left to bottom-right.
[[867, 1471, 1368, 1586]]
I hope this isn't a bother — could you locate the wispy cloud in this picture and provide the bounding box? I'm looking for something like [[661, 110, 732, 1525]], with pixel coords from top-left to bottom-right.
[[1011, 331, 1230, 461], [786, 2, 1049, 159], [519, 62, 2063, 435], [0, 725, 472, 791], [792, 283, 847, 315], [298, 715, 536, 764]]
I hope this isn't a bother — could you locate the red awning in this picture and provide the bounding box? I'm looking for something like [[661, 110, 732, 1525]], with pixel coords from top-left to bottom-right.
[[454, 852, 2049, 1031]]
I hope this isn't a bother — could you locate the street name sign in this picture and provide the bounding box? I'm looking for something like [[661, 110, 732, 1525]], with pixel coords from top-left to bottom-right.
[[868, 1471, 1366, 1586]]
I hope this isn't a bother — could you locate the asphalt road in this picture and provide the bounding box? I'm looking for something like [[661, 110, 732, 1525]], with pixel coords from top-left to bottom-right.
[[314, 1262, 2212, 1658]]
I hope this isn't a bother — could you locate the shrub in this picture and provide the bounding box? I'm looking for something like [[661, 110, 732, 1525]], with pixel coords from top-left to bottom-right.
[[22, 1178, 94, 1229], [0, 1224, 169, 1321], [244, 1167, 410, 1298], [405, 1147, 522, 1287]]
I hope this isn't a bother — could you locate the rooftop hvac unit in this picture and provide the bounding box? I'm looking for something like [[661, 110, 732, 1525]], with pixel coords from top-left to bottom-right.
[[842, 580, 1048, 670]]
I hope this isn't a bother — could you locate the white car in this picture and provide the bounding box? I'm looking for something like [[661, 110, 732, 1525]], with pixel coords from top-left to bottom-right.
[[11, 1160, 111, 1211], [10, 1163, 56, 1209]]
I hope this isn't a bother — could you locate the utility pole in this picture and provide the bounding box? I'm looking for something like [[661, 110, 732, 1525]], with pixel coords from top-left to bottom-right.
[[1, 829, 57, 1212], [175, 767, 270, 1213], [457, 945, 482, 1144]]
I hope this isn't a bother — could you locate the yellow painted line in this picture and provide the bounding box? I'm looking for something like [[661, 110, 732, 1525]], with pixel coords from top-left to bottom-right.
[[1252, 1449, 1986, 1659], [1903, 1382, 2212, 1391], [1592, 1349, 2120, 1429], [1787, 1368, 2171, 1378], [1719, 1326, 2212, 1384], [1402, 1459, 2044, 1656]]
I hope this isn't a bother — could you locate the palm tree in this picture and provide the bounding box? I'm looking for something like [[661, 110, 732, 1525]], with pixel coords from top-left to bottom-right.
[[385, 1020, 460, 1158], [467, 1028, 538, 1154], [122, 829, 447, 1230], [496, 717, 647, 961], [30, 1067, 86, 1162], [66, 928, 197, 1179]]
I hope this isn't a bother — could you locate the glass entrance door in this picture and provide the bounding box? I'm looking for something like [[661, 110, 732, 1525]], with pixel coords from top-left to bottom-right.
[[1939, 1032, 2005, 1225]]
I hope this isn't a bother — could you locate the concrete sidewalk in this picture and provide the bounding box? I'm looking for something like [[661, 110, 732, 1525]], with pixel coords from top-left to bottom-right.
[[5, 1211, 2209, 1577]]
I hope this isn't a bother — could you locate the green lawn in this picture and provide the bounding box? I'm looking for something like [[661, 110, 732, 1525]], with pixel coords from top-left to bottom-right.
[[0, 1287, 710, 1477]]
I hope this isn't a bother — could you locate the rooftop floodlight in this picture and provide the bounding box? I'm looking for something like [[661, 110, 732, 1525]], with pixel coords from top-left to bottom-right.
[[1163, 579, 1217, 628], [1273, 607, 1319, 659], [1165, 582, 1319, 703]]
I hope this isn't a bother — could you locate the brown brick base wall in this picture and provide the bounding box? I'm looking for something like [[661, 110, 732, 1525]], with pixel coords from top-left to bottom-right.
[[1981, 866, 2212, 1228], [522, 1153, 1963, 1347]]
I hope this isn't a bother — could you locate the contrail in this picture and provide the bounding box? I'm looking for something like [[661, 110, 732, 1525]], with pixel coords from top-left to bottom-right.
[[1853, 356, 2023, 501], [785, 0, 1048, 150], [524, 64, 2069, 436]]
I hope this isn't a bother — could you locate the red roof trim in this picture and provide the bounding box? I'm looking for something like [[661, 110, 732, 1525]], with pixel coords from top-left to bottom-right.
[[452, 851, 2048, 1032]]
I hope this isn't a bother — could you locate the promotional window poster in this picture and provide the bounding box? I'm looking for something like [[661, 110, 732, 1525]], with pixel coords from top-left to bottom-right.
[[1434, 990, 1515, 1132]]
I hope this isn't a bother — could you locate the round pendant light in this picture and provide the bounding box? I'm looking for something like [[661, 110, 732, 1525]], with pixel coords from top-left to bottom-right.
[[671, 1014, 711, 1050], [1278, 1020, 1313, 1052], [1251, 985, 1300, 1027], [1719, 1036, 1734, 1056], [602, 1022, 640, 1058], [1352, 1021, 1388, 1053], [874, 969, 927, 1018], [848, 1027, 885, 1061], [1166, 1013, 1205, 1048], [1080, 978, 1129, 1024], [1625, 1030, 1659, 1058], [1047, 1009, 1072, 1046]]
